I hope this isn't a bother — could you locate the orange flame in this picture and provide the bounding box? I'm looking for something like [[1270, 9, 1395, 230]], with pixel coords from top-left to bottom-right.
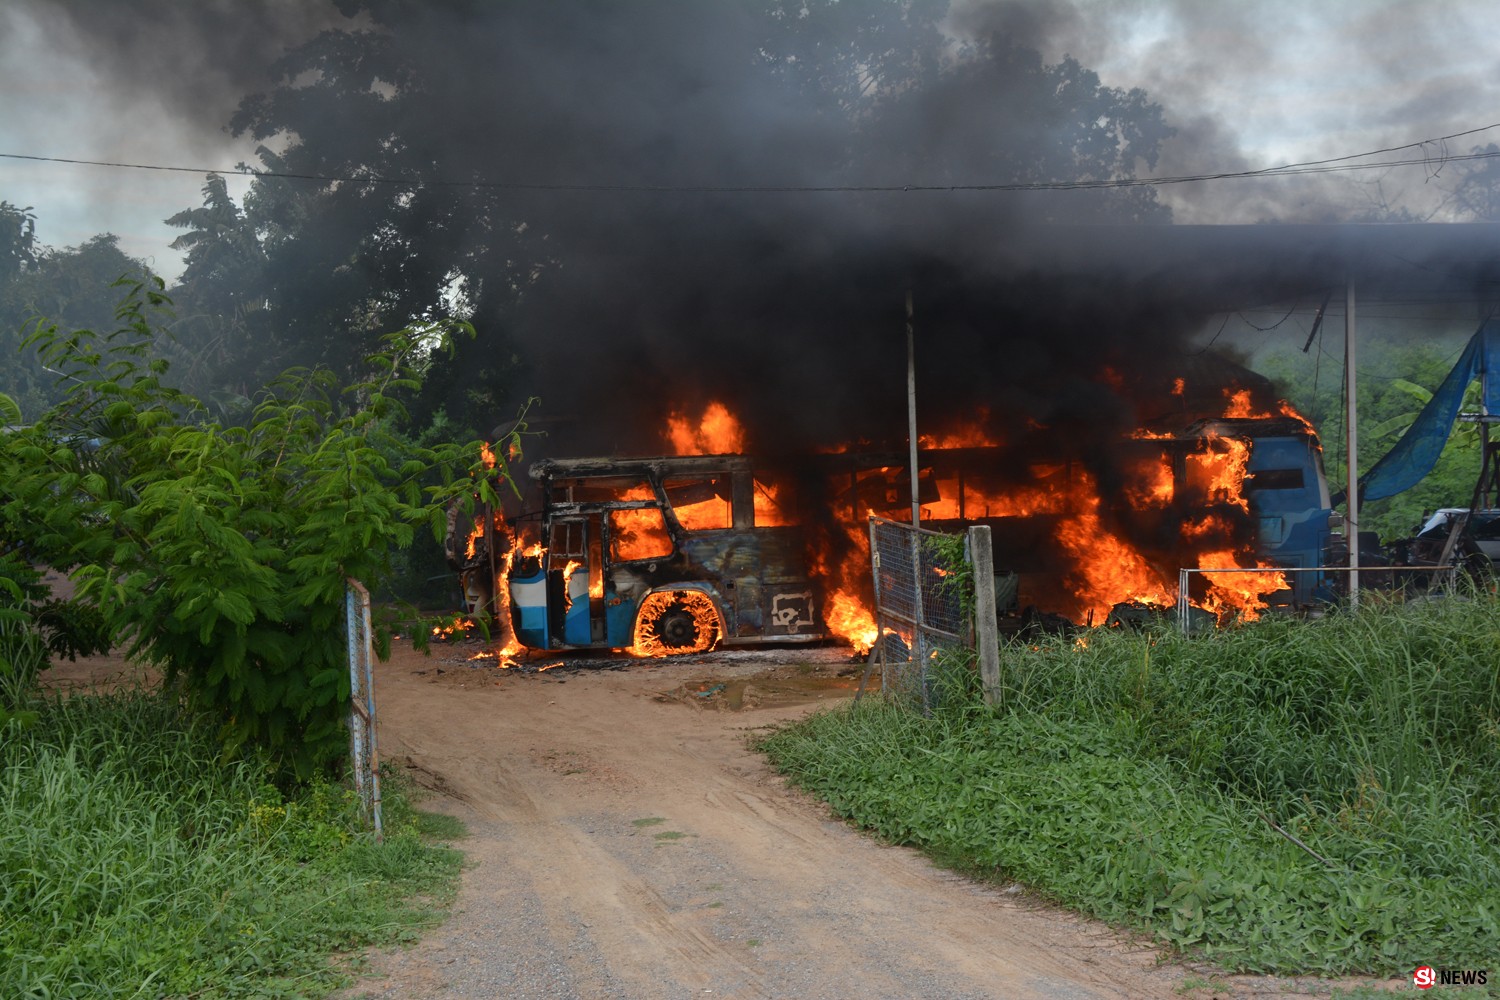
[[824, 587, 879, 656], [1222, 387, 1257, 418], [666, 403, 789, 527], [1279, 399, 1318, 438], [463, 515, 485, 560], [918, 408, 997, 450], [668, 401, 745, 455], [431, 617, 477, 640], [561, 559, 584, 610], [1185, 435, 1252, 512], [489, 383, 1307, 658], [1125, 452, 1175, 508], [1054, 478, 1173, 623], [463, 437, 531, 661], [610, 486, 675, 561], [1222, 387, 1319, 439], [1196, 549, 1289, 622]]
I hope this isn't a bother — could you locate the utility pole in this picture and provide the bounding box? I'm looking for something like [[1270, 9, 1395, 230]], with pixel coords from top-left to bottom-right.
[[907, 287, 920, 526], [1346, 280, 1359, 606]]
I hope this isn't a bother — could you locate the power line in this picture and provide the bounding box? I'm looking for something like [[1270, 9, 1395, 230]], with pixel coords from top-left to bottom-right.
[[1237, 301, 1301, 332], [4, 123, 1500, 194]]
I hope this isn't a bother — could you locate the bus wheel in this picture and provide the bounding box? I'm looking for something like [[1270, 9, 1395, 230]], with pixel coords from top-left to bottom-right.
[[633, 590, 721, 656], [657, 607, 699, 647]]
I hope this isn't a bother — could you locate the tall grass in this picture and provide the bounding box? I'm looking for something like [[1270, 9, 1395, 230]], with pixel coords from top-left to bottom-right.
[[759, 593, 1500, 975], [0, 690, 463, 999]]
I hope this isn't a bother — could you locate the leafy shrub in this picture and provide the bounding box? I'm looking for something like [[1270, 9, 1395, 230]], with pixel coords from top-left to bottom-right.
[[0, 281, 516, 775]]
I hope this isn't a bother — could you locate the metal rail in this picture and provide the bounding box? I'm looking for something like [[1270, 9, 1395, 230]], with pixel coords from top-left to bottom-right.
[[345, 579, 383, 842]]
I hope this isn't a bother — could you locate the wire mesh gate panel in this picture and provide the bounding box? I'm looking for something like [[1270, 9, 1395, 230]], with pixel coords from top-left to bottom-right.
[[863, 516, 970, 707], [345, 579, 383, 841]]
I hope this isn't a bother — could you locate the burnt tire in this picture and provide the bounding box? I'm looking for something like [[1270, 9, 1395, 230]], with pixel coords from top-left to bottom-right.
[[632, 589, 722, 656]]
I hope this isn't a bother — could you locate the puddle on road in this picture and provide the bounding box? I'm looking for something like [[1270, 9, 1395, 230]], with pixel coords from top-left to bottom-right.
[[658, 668, 872, 711]]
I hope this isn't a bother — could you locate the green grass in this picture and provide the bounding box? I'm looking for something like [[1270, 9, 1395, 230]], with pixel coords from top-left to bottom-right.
[[758, 592, 1500, 976], [414, 809, 468, 841], [0, 689, 464, 999]]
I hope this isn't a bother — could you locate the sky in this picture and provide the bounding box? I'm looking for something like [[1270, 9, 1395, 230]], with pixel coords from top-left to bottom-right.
[[3, 0, 1500, 282]]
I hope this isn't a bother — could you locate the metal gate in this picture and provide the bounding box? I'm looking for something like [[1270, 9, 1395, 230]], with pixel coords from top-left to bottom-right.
[[860, 517, 971, 708]]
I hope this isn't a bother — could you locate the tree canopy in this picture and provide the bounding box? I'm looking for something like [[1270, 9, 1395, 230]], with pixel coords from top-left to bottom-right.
[[0, 229, 157, 417], [1260, 334, 1485, 541], [148, 0, 1179, 435], [0, 202, 37, 283]]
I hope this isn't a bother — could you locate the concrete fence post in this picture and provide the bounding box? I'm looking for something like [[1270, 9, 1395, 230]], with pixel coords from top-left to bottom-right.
[[968, 525, 1001, 707]]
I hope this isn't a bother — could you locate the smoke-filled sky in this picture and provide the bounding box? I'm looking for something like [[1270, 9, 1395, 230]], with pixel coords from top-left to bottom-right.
[[3, 0, 1499, 282]]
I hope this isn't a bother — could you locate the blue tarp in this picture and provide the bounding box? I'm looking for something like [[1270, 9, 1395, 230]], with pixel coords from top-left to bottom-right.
[[1361, 320, 1500, 501]]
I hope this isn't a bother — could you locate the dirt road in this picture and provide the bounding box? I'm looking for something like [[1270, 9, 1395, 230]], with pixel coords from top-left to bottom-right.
[[334, 642, 1214, 1000]]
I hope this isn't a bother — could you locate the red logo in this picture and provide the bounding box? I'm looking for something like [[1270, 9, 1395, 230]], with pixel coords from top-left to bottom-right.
[[1413, 966, 1436, 989]]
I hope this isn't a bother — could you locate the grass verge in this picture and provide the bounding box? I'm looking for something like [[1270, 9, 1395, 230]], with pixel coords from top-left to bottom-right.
[[0, 689, 464, 998], [758, 593, 1500, 977]]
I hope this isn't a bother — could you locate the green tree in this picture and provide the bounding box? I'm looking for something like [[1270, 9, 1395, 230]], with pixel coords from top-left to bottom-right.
[[162, 173, 271, 407], [200, 1, 1173, 433], [17, 234, 155, 331], [1261, 336, 1483, 541], [756, 0, 951, 122], [1449, 143, 1500, 221], [0, 282, 513, 775], [0, 201, 37, 281], [0, 203, 44, 415], [0, 233, 158, 416], [226, 21, 522, 403], [853, 46, 1174, 223]]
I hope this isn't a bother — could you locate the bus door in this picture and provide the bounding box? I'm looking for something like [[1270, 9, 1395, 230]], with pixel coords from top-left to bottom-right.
[[547, 513, 607, 646]]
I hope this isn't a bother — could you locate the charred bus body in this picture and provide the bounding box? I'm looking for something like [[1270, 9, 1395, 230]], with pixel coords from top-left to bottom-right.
[[454, 414, 1337, 652], [507, 455, 824, 652], [821, 416, 1335, 621]]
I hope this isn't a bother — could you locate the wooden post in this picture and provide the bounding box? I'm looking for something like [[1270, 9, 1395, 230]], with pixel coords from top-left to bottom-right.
[[968, 524, 1001, 707]]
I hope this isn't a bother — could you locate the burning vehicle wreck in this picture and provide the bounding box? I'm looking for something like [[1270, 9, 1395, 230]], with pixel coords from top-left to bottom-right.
[[446, 376, 1344, 658], [446, 443, 841, 657], [508, 454, 823, 655]]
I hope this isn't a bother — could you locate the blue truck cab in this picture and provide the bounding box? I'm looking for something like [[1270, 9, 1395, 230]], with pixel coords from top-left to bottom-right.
[[1194, 416, 1336, 608]]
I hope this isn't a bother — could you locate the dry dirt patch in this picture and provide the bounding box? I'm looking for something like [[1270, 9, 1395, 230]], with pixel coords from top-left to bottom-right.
[[337, 640, 1204, 1000]]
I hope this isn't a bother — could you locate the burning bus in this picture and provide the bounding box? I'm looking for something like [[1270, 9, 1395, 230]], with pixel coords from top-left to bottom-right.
[[509, 454, 823, 655], [446, 384, 1337, 657]]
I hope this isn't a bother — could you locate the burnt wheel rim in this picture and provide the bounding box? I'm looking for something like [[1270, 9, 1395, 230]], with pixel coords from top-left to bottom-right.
[[657, 607, 698, 647]]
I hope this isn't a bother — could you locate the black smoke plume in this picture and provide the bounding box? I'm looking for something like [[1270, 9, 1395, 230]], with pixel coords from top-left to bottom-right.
[[15, 1, 1500, 459]]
